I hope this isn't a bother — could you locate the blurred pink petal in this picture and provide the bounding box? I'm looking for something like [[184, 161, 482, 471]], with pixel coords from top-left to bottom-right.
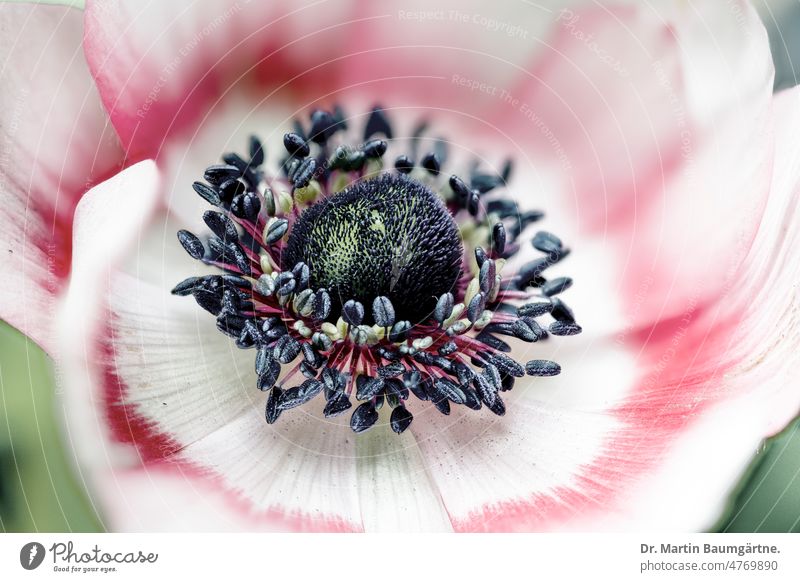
[[83, 0, 359, 158], [0, 3, 123, 351], [493, 2, 775, 329]]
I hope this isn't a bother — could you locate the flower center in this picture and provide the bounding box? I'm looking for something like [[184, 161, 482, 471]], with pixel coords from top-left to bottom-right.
[[172, 104, 582, 435], [283, 174, 462, 323]]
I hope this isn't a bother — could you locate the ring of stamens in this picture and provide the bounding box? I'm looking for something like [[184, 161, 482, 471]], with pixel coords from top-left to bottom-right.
[[172, 105, 581, 434]]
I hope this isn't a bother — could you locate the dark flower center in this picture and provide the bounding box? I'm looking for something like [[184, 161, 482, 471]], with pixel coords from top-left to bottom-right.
[[172, 104, 582, 435], [283, 174, 463, 323]]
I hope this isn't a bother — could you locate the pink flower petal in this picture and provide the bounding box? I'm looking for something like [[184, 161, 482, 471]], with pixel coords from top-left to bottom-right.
[[490, 2, 775, 328], [417, 85, 800, 532], [334, 1, 564, 115], [83, 0, 358, 158], [0, 3, 123, 352]]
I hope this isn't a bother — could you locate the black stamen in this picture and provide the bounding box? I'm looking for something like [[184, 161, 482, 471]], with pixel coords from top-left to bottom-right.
[[525, 360, 561, 376], [204, 164, 241, 186], [394, 155, 414, 173], [390, 405, 413, 434], [265, 387, 283, 424], [492, 223, 506, 255], [512, 318, 545, 342], [283, 132, 310, 157], [314, 289, 331, 320], [378, 362, 405, 378], [309, 109, 335, 144], [402, 371, 428, 401], [171, 276, 199, 296], [232, 192, 260, 220], [203, 211, 238, 242], [449, 174, 471, 205], [292, 157, 316, 188], [279, 379, 324, 410], [177, 230, 204, 260], [219, 179, 246, 205], [432, 378, 467, 405], [479, 260, 496, 293], [517, 301, 553, 317], [342, 299, 365, 326], [275, 272, 296, 297], [362, 139, 388, 159], [389, 321, 411, 343], [550, 298, 575, 323], [467, 292, 486, 322], [364, 106, 393, 140], [264, 219, 289, 245], [421, 152, 440, 175], [471, 173, 503, 193], [532, 230, 563, 254], [273, 334, 301, 364], [475, 246, 488, 267], [351, 402, 379, 433], [549, 322, 582, 336], [542, 277, 573, 297], [292, 262, 310, 290], [468, 190, 480, 216], [324, 392, 352, 417], [249, 135, 264, 166], [434, 292, 454, 325], [372, 296, 395, 328], [192, 181, 221, 206], [355, 376, 382, 400]]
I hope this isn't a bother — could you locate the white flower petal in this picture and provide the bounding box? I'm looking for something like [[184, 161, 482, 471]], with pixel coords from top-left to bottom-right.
[[58, 160, 163, 493], [0, 2, 122, 351], [356, 422, 453, 532], [408, 343, 631, 531]]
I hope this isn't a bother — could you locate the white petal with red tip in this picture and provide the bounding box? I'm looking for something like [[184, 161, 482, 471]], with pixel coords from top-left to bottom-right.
[[83, 0, 357, 157], [443, 86, 800, 532], [59, 160, 162, 480], [106, 273, 255, 453], [0, 3, 122, 352], [487, 1, 775, 329], [408, 357, 628, 532], [178, 408, 362, 531], [96, 466, 289, 532]]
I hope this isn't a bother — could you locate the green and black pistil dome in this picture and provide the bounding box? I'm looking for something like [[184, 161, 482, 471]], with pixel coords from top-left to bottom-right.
[[283, 174, 463, 323]]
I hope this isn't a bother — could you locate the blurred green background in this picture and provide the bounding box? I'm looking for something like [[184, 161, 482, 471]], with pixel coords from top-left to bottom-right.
[[1, 0, 800, 533], [0, 324, 102, 531]]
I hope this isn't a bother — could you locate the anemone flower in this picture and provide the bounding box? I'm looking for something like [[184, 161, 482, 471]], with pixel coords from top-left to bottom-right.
[[2, 0, 799, 532]]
